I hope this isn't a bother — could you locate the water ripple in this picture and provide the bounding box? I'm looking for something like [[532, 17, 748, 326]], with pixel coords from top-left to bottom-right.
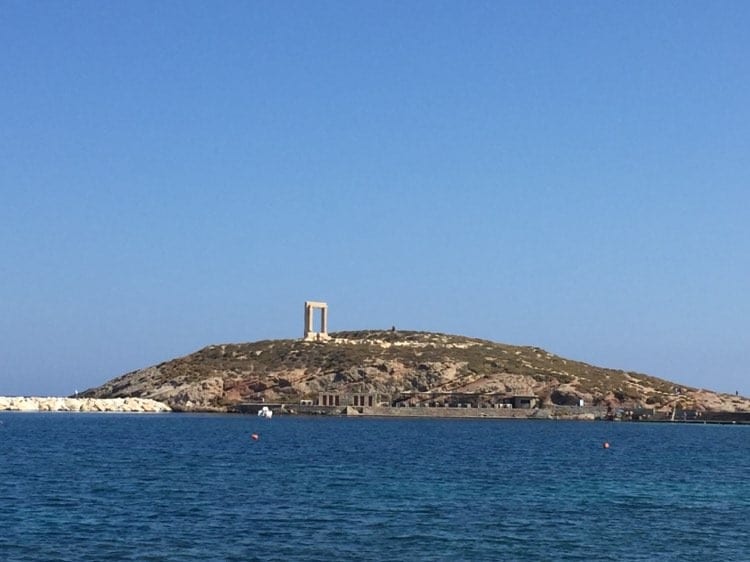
[[0, 414, 747, 560]]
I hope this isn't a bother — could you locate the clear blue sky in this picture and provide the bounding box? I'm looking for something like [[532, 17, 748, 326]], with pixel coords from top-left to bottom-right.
[[2, 1, 748, 397]]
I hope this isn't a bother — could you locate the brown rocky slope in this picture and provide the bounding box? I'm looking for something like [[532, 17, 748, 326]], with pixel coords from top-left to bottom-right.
[[81, 330, 749, 414]]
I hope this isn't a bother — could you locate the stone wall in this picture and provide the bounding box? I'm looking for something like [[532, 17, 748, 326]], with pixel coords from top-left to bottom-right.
[[358, 405, 601, 420], [360, 406, 540, 419]]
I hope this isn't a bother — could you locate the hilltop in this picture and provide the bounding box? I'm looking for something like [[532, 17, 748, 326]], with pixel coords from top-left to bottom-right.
[[82, 330, 748, 414]]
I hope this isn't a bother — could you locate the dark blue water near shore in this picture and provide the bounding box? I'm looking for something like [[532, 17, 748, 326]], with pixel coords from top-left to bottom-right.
[[1, 414, 748, 561]]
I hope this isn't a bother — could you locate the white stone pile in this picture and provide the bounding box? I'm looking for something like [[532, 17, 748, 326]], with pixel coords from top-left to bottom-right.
[[0, 396, 172, 413]]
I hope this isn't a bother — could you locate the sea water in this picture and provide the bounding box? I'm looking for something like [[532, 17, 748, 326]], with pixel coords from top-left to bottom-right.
[[0, 413, 748, 561]]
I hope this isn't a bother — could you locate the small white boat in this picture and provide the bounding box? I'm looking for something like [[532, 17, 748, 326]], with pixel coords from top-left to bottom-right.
[[257, 406, 273, 419]]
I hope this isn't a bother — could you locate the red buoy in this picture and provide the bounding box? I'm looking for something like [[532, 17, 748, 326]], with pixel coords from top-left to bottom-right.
[[251, 433, 259, 441]]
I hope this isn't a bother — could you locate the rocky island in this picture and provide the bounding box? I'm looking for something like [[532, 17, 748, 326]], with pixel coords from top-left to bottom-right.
[[81, 330, 749, 419]]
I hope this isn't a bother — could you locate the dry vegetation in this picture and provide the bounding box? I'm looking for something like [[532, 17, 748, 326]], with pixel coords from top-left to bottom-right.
[[82, 330, 746, 413]]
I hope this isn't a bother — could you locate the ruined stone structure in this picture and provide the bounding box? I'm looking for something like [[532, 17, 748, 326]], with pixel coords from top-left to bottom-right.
[[304, 301, 330, 341], [316, 392, 390, 408], [318, 393, 340, 407]]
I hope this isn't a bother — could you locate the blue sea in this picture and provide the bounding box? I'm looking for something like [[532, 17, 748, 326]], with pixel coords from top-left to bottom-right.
[[0, 413, 748, 561]]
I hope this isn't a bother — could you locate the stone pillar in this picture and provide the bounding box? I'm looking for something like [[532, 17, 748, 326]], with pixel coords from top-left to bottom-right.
[[304, 303, 313, 335]]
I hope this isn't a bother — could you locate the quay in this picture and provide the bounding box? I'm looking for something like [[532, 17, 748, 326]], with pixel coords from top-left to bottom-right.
[[231, 399, 750, 423], [231, 401, 604, 420]]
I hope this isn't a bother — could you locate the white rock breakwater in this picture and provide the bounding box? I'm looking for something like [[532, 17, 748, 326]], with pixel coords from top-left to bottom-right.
[[0, 396, 171, 413]]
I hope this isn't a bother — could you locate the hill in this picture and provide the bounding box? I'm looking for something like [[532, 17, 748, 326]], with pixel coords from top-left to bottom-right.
[[81, 330, 748, 415]]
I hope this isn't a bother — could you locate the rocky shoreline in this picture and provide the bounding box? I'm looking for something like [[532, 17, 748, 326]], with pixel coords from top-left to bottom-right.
[[0, 396, 172, 413]]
